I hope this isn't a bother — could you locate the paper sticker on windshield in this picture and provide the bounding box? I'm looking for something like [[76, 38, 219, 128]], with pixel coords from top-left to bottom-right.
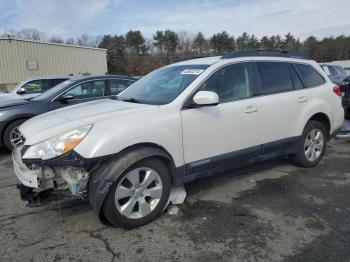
[[180, 69, 204, 75]]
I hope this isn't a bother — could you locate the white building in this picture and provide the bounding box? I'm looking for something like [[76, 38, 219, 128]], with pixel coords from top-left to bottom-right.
[[0, 37, 108, 91]]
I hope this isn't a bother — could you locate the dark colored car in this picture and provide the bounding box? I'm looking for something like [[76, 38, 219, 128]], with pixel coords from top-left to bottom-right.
[[0, 75, 137, 150], [340, 76, 350, 119]]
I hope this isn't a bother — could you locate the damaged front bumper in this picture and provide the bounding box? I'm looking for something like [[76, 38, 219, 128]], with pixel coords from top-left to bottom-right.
[[12, 146, 90, 206]]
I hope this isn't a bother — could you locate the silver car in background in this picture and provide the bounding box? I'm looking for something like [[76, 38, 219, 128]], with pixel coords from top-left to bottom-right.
[[0, 76, 70, 101], [320, 64, 348, 85]]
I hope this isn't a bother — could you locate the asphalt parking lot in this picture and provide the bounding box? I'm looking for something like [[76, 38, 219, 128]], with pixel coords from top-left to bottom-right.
[[0, 139, 349, 262]]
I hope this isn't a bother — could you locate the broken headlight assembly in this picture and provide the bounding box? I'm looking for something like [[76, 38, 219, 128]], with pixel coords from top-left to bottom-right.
[[23, 125, 92, 160]]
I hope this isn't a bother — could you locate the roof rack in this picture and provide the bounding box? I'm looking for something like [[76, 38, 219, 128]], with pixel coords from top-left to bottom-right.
[[177, 55, 217, 62], [221, 49, 309, 60]]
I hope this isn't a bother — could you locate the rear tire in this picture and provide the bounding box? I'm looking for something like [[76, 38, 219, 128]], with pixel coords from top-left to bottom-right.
[[3, 119, 26, 151], [102, 158, 171, 229], [290, 120, 327, 168]]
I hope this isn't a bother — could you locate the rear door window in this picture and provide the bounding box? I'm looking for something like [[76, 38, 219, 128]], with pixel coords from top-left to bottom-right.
[[257, 62, 293, 95], [295, 64, 325, 88], [65, 80, 105, 99]]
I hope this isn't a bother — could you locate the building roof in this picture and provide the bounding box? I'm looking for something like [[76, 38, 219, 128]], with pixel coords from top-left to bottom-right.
[[0, 37, 107, 51]]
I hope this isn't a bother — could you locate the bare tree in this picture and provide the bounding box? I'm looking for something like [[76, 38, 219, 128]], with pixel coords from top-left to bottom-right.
[[178, 31, 194, 56], [145, 38, 157, 55], [66, 37, 75, 45], [16, 28, 44, 41], [193, 32, 207, 54], [89, 35, 103, 48], [76, 33, 90, 46], [49, 36, 64, 44]]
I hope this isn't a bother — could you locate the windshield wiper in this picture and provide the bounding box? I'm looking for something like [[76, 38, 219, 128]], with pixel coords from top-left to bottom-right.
[[120, 98, 144, 104]]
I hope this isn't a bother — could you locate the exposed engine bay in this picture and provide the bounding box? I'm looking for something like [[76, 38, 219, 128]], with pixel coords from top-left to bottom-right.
[[16, 163, 89, 206]]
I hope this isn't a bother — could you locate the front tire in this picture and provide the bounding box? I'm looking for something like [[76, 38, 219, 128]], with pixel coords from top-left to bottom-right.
[[3, 119, 26, 151], [102, 158, 171, 229], [290, 120, 327, 167]]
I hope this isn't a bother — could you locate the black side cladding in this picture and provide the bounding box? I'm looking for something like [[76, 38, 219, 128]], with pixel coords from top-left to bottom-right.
[[88, 146, 174, 219]]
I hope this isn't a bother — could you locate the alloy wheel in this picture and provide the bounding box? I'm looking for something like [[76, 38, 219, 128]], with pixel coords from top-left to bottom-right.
[[9, 126, 23, 148], [304, 128, 324, 162], [114, 167, 163, 219]]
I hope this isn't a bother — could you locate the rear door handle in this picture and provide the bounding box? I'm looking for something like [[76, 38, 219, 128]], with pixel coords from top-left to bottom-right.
[[297, 96, 308, 103], [244, 106, 259, 114]]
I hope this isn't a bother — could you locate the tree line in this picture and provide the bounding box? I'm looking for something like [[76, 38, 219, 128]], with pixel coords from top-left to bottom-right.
[[2, 28, 350, 76]]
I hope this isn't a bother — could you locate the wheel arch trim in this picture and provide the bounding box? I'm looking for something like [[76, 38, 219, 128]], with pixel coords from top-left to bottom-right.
[[87, 143, 177, 222]]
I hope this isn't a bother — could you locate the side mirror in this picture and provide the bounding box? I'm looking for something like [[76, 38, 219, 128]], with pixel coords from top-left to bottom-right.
[[59, 94, 74, 102], [16, 88, 26, 95], [193, 91, 219, 106]]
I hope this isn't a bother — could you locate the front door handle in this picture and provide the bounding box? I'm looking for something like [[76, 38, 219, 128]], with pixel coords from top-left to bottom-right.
[[244, 106, 259, 114], [297, 96, 308, 103]]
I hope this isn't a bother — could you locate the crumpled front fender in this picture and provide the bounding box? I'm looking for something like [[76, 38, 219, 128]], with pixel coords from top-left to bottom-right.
[[87, 146, 174, 221]]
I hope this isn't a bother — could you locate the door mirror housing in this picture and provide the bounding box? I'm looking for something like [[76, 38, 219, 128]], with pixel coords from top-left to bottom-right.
[[59, 94, 74, 102], [16, 88, 26, 95], [193, 91, 219, 106]]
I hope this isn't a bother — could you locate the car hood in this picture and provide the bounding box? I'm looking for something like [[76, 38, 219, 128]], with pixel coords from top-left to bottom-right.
[[0, 98, 29, 109], [0, 93, 21, 101], [20, 99, 158, 145]]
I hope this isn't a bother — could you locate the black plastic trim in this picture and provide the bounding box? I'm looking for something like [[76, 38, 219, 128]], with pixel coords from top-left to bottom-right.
[[172, 136, 301, 185]]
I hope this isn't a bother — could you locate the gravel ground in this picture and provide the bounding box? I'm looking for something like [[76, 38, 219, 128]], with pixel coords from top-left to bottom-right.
[[0, 139, 349, 262]]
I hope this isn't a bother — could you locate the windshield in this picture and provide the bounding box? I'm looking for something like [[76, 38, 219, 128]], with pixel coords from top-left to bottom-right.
[[118, 64, 209, 105], [32, 79, 74, 101]]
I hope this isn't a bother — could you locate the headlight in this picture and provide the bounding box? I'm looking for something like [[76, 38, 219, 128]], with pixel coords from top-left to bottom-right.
[[23, 125, 92, 160]]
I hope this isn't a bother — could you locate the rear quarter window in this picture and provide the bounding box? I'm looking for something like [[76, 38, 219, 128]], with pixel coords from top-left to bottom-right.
[[295, 64, 325, 88]]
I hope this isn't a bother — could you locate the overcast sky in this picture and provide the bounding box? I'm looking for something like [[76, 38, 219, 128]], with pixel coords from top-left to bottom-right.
[[0, 0, 349, 39]]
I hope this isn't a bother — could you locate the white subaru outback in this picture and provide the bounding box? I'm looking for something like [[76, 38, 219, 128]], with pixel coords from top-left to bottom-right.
[[12, 50, 344, 228]]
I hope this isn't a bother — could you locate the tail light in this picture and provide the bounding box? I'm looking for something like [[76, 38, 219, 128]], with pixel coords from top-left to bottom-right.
[[333, 85, 342, 96]]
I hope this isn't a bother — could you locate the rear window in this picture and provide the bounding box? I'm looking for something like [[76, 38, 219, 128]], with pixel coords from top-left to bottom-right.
[[257, 62, 293, 95], [295, 64, 325, 88], [322, 65, 338, 76], [334, 66, 347, 75]]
